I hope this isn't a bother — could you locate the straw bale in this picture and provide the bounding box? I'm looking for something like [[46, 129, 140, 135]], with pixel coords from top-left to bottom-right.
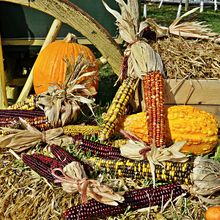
[[151, 37, 220, 79]]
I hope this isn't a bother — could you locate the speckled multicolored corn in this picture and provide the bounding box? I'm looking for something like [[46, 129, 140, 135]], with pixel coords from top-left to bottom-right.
[[86, 157, 193, 185], [143, 71, 165, 148]]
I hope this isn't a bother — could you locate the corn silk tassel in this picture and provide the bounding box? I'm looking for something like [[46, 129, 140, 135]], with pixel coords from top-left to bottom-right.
[[99, 0, 163, 142], [64, 183, 186, 220], [22, 144, 124, 206], [36, 54, 97, 128]]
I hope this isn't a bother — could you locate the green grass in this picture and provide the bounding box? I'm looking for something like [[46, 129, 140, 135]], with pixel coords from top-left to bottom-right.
[[145, 4, 220, 33]]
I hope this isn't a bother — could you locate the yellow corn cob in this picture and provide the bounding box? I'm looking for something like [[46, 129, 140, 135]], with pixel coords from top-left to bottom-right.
[[63, 125, 100, 137], [87, 157, 192, 185], [110, 139, 128, 148], [143, 71, 165, 148], [118, 105, 218, 155], [98, 77, 136, 141], [8, 95, 36, 110]]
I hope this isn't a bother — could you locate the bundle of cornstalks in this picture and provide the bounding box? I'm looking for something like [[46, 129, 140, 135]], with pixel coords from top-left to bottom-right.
[[151, 37, 220, 79]]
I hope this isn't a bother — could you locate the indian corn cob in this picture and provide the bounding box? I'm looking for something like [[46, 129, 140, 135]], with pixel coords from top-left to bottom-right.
[[64, 183, 186, 220], [98, 77, 136, 141], [119, 106, 218, 155], [73, 134, 128, 148], [22, 145, 92, 181], [0, 110, 50, 131], [74, 138, 125, 160], [143, 71, 165, 148], [63, 125, 99, 137], [22, 153, 61, 183], [7, 95, 36, 110], [86, 157, 193, 185], [0, 109, 44, 118]]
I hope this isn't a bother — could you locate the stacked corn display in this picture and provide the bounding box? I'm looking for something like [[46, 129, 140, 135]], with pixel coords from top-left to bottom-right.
[[98, 77, 136, 141]]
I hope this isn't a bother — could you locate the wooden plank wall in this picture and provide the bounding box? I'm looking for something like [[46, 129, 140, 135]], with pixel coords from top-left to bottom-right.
[[165, 79, 220, 124]]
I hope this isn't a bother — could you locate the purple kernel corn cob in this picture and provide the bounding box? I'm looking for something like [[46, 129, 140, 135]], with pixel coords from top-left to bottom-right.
[[22, 153, 61, 183], [0, 110, 45, 118], [64, 184, 186, 220], [75, 138, 125, 160], [49, 144, 93, 175]]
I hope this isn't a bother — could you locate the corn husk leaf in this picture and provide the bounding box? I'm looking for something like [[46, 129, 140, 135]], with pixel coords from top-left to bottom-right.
[[36, 55, 97, 127], [121, 140, 189, 186], [52, 161, 124, 206], [146, 7, 217, 39], [0, 118, 72, 152], [191, 157, 220, 196], [103, 0, 136, 43], [127, 40, 164, 78], [104, 0, 164, 79]]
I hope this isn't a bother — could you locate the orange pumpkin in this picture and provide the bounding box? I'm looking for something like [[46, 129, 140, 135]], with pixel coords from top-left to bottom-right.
[[205, 206, 220, 220], [33, 33, 98, 94]]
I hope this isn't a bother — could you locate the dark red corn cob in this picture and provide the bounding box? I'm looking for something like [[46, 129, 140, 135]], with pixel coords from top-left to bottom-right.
[[75, 138, 125, 160], [0, 110, 45, 118], [22, 153, 62, 183], [22, 145, 93, 183], [49, 145, 93, 175], [64, 184, 186, 220], [0, 110, 50, 131], [49, 144, 78, 165]]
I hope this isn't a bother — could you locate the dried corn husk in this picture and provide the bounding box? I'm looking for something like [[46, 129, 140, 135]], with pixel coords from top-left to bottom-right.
[[0, 118, 72, 152], [36, 55, 96, 127], [120, 130, 188, 186], [191, 157, 220, 196], [121, 141, 189, 186], [146, 8, 217, 39], [52, 161, 124, 206], [103, 0, 164, 79]]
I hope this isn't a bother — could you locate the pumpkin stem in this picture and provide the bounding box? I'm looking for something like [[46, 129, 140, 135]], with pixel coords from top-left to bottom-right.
[[64, 33, 78, 43]]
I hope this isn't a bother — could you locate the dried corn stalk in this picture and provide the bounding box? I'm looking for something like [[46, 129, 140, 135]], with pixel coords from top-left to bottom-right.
[[36, 55, 97, 127], [146, 7, 217, 39], [152, 37, 220, 79]]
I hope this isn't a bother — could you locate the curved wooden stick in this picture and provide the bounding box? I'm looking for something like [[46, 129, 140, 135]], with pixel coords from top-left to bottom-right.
[[0, 0, 123, 75]]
